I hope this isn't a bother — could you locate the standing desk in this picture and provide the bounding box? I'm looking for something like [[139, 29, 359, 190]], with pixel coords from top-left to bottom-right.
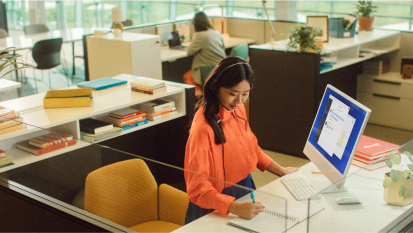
[[174, 162, 413, 233]]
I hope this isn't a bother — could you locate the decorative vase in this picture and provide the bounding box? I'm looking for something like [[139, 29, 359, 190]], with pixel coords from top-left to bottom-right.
[[383, 173, 413, 206], [357, 16, 374, 31]]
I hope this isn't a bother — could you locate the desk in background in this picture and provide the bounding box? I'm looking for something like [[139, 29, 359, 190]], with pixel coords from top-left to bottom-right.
[[0, 28, 103, 84], [161, 37, 256, 83], [175, 162, 413, 232], [0, 79, 21, 97], [248, 30, 401, 158]]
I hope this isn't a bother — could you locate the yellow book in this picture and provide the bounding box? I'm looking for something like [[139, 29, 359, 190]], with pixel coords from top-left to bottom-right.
[[43, 88, 93, 108]]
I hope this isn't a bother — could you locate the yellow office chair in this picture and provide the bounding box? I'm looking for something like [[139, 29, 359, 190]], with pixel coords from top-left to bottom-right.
[[84, 159, 188, 233]]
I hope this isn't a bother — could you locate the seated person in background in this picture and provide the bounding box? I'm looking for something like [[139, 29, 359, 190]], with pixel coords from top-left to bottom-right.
[[184, 11, 226, 97], [184, 57, 298, 224]]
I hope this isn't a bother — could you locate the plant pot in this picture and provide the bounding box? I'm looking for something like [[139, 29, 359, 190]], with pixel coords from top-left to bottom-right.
[[357, 16, 374, 31], [384, 173, 413, 206]]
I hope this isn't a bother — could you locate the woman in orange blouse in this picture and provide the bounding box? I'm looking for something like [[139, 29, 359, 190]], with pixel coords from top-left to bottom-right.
[[184, 56, 298, 224]]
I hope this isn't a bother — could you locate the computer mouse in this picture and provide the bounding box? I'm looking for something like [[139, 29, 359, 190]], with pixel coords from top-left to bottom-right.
[[336, 197, 361, 205]]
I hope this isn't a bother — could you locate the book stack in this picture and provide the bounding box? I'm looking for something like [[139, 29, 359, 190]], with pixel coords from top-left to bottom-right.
[[0, 149, 13, 168], [16, 132, 76, 156], [0, 107, 26, 135], [140, 99, 177, 121], [130, 78, 167, 95], [79, 118, 122, 143], [107, 108, 148, 131], [351, 135, 400, 171]]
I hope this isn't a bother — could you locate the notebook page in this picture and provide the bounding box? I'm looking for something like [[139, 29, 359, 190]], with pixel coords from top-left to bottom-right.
[[228, 192, 324, 233]]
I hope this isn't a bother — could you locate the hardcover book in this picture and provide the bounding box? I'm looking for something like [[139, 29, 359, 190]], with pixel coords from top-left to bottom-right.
[[0, 112, 20, 123], [121, 120, 148, 130], [108, 108, 144, 119], [107, 116, 146, 127], [351, 158, 387, 171], [0, 123, 26, 135], [0, 108, 15, 117], [130, 79, 165, 89], [0, 149, 5, 159], [80, 127, 122, 143], [146, 107, 176, 117], [43, 88, 93, 108], [140, 98, 175, 113], [146, 110, 177, 121], [77, 77, 128, 90], [0, 156, 13, 166], [29, 132, 73, 149], [16, 140, 76, 156], [356, 135, 399, 156], [0, 117, 24, 130], [131, 86, 167, 95], [79, 118, 114, 134], [107, 113, 146, 124]]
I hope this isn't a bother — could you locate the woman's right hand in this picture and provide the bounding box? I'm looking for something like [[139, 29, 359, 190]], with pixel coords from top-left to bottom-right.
[[228, 201, 264, 220]]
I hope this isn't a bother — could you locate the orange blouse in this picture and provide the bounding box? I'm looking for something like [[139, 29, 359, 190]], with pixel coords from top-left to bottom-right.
[[184, 103, 273, 215]]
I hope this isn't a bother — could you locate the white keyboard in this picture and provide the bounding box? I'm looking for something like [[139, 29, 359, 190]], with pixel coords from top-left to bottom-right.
[[281, 175, 320, 201]]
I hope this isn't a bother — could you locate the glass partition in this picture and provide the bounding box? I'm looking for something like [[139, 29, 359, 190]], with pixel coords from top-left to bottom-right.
[[0, 115, 318, 233], [308, 138, 413, 233]]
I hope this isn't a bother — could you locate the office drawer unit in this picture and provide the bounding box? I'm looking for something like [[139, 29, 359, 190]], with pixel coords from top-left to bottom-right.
[[357, 71, 413, 131], [87, 32, 162, 81]]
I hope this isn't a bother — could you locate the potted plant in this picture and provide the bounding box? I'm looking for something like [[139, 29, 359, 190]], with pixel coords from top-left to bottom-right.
[[383, 151, 413, 206], [355, 0, 377, 31], [0, 48, 27, 79], [285, 25, 322, 53]]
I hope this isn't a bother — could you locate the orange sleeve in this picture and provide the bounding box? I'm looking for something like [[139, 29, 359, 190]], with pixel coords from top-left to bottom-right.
[[185, 129, 235, 215]]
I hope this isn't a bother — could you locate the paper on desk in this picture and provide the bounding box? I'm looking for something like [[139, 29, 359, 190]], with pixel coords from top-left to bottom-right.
[[228, 192, 324, 233]]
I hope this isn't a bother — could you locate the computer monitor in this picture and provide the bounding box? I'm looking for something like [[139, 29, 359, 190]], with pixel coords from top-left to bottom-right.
[[303, 84, 371, 192]]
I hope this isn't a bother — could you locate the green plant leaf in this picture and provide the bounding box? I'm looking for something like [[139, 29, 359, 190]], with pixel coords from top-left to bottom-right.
[[404, 151, 413, 163], [389, 152, 401, 165], [385, 159, 393, 168], [390, 169, 398, 183], [399, 184, 407, 197], [397, 170, 406, 183], [409, 174, 413, 180], [404, 169, 410, 178], [383, 176, 392, 188], [408, 164, 413, 173]]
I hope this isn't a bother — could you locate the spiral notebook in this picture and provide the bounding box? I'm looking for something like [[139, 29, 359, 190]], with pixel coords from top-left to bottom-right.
[[227, 192, 324, 233]]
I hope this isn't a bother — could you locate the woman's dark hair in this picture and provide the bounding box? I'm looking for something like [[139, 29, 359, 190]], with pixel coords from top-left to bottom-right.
[[192, 11, 212, 32], [194, 56, 254, 144]]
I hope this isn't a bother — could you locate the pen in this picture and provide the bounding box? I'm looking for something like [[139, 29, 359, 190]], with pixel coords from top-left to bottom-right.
[[250, 191, 255, 204]]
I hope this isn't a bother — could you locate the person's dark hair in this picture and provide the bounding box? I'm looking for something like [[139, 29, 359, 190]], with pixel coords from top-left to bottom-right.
[[194, 56, 254, 145], [192, 11, 212, 32]]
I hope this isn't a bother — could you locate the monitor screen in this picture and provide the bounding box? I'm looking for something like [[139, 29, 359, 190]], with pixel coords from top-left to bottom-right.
[[304, 84, 371, 188]]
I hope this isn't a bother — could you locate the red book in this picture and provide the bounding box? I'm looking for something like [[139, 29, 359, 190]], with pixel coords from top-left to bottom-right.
[[108, 108, 144, 119], [107, 113, 146, 123], [0, 112, 20, 123], [29, 132, 73, 149], [351, 158, 387, 171], [16, 139, 76, 156], [0, 149, 5, 159], [356, 135, 399, 158], [107, 116, 146, 127]]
